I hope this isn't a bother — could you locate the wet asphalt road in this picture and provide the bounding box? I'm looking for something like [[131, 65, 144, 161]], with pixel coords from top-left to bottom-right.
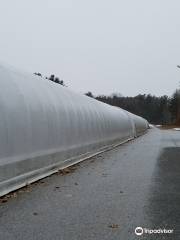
[[0, 128, 180, 240]]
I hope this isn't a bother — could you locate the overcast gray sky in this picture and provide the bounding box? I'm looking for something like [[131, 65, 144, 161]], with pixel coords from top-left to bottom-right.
[[0, 0, 180, 96]]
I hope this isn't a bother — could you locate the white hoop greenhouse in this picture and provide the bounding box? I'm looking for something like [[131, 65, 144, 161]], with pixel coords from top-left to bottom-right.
[[0, 64, 148, 196]]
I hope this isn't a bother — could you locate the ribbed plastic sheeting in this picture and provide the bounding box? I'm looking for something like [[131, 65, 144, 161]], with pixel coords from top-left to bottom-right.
[[0, 64, 148, 196]]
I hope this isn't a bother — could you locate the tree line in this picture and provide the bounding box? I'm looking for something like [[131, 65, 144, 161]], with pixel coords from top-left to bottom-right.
[[85, 90, 180, 125], [34, 72, 180, 125], [34, 72, 66, 86]]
